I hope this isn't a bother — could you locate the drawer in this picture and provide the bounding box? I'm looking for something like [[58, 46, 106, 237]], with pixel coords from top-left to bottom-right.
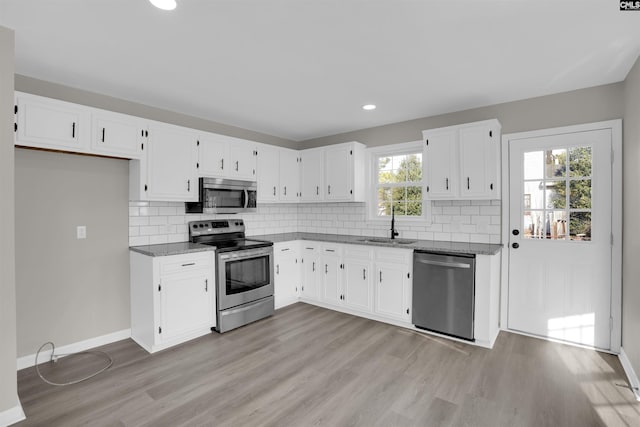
[[343, 245, 373, 260], [158, 252, 213, 275], [274, 242, 296, 253], [300, 242, 320, 253], [321, 243, 342, 255], [374, 248, 413, 263]]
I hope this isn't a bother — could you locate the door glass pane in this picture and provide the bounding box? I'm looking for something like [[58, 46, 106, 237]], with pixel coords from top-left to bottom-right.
[[548, 211, 567, 240], [546, 180, 566, 209], [545, 149, 566, 178], [524, 211, 544, 239], [524, 181, 544, 209], [570, 180, 591, 209], [524, 151, 543, 180], [569, 146, 592, 178], [569, 212, 591, 241]]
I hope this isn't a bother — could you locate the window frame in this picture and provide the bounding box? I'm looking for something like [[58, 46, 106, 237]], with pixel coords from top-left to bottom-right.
[[367, 140, 431, 223]]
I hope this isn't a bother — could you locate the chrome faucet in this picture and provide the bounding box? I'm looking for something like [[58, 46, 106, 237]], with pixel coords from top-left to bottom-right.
[[390, 207, 399, 239]]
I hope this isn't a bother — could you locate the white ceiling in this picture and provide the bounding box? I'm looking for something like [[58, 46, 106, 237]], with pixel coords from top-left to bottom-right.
[[1, 1, 639, 142]]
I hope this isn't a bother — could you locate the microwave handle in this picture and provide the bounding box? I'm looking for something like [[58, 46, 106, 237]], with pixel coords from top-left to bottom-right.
[[242, 189, 248, 208]]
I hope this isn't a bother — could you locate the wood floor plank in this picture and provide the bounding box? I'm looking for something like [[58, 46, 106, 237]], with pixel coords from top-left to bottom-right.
[[14, 303, 640, 427]]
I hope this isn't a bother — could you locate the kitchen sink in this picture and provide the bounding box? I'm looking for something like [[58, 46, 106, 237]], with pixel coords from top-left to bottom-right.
[[358, 238, 417, 245]]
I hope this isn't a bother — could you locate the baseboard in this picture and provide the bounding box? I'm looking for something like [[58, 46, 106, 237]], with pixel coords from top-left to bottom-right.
[[0, 402, 25, 427], [619, 347, 640, 401], [17, 329, 131, 371]]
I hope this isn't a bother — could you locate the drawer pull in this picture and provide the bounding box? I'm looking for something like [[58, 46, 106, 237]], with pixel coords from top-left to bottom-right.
[[181, 263, 196, 267]]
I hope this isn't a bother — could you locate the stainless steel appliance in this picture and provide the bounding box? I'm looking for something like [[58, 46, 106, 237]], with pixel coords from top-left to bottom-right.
[[412, 251, 475, 341], [189, 219, 274, 333], [185, 178, 257, 214]]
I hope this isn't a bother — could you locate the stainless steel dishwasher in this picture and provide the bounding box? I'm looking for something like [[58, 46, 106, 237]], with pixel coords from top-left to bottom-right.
[[412, 251, 475, 341]]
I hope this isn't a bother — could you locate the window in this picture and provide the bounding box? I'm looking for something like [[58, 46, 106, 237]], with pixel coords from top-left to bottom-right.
[[371, 142, 425, 219]]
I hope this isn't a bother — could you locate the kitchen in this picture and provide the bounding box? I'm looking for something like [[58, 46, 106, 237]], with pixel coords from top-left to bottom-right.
[[1, 1, 640, 426]]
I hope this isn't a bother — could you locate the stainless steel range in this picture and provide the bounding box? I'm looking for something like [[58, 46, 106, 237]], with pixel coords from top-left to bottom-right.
[[189, 219, 274, 333]]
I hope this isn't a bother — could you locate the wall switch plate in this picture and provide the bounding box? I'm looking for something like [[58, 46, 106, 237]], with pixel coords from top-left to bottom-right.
[[77, 226, 87, 239]]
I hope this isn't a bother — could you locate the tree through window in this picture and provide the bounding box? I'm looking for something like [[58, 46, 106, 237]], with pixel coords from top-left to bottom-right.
[[376, 152, 423, 217]]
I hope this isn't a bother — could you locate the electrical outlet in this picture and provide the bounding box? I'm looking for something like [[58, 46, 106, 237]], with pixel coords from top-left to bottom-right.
[[77, 226, 87, 239]]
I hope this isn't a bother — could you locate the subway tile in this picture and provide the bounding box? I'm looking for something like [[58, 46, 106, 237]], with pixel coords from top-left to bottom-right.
[[149, 216, 168, 226], [451, 233, 470, 242], [417, 231, 434, 240], [159, 206, 178, 216], [129, 227, 139, 237], [130, 217, 149, 227], [129, 236, 149, 246], [460, 206, 480, 215], [442, 206, 461, 215], [149, 235, 169, 245], [434, 232, 451, 241], [129, 207, 140, 217], [139, 226, 159, 236], [469, 234, 491, 243], [480, 205, 501, 216]]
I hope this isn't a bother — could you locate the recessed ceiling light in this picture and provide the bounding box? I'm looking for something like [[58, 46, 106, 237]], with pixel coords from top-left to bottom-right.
[[362, 104, 376, 111], [149, 0, 177, 10]]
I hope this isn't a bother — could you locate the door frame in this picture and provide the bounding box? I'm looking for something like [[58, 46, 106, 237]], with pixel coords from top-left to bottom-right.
[[500, 120, 622, 353]]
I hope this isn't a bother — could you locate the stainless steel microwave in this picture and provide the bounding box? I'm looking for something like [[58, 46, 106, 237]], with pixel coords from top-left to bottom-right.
[[185, 178, 257, 214]]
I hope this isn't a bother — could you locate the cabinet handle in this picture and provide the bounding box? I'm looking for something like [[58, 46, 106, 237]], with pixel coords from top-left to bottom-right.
[[284, 186, 287, 196], [221, 159, 224, 170], [72, 122, 76, 138], [205, 279, 208, 292], [236, 161, 239, 171], [446, 177, 449, 190], [316, 186, 319, 195], [328, 185, 331, 195], [312, 262, 315, 272], [363, 269, 366, 280], [281, 248, 290, 252], [182, 263, 195, 267], [187, 180, 191, 192], [101, 127, 105, 142], [276, 264, 280, 275], [325, 264, 328, 274], [379, 271, 383, 282], [273, 186, 276, 196], [302, 286, 304, 291], [406, 308, 410, 315], [467, 177, 470, 190], [490, 183, 494, 190]]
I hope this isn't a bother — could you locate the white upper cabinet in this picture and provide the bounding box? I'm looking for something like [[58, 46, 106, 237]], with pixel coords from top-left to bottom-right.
[[229, 138, 257, 181], [15, 92, 90, 153], [91, 110, 145, 159], [325, 142, 366, 201], [423, 119, 501, 200], [197, 133, 229, 178], [256, 143, 280, 202], [279, 149, 301, 202], [131, 121, 198, 202], [300, 148, 324, 202]]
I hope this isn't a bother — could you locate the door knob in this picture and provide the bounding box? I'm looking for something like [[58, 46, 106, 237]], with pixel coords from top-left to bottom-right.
[[512, 229, 520, 236], [512, 243, 519, 249]]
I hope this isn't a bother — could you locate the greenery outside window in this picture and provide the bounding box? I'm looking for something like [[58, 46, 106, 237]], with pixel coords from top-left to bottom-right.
[[370, 142, 426, 220]]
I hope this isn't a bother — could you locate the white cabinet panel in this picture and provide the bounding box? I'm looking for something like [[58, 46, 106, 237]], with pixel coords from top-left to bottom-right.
[[424, 128, 457, 199], [91, 110, 144, 159], [300, 148, 324, 202], [279, 149, 300, 202], [320, 245, 342, 305], [274, 243, 300, 308], [256, 143, 280, 202], [343, 258, 372, 312], [159, 271, 212, 342], [198, 133, 229, 178], [301, 244, 321, 301], [229, 139, 257, 181], [15, 92, 89, 153], [325, 145, 352, 201]]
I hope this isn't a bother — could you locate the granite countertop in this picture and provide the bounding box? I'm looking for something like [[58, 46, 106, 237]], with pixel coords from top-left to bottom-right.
[[254, 232, 503, 255], [129, 242, 215, 257]]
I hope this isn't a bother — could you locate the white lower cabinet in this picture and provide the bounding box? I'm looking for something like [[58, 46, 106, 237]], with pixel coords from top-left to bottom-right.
[[374, 248, 413, 323], [130, 251, 215, 353], [320, 244, 343, 305], [300, 244, 321, 301], [273, 242, 300, 308], [342, 246, 374, 313]]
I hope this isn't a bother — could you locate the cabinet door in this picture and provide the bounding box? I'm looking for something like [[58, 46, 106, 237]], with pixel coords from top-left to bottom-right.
[[424, 129, 457, 199], [375, 262, 411, 322], [256, 144, 280, 202], [159, 270, 213, 342], [91, 110, 144, 159], [459, 123, 500, 199], [300, 148, 324, 202], [325, 145, 353, 201], [320, 247, 342, 305], [198, 133, 229, 178], [147, 123, 198, 201], [301, 246, 320, 301], [274, 246, 299, 308], [343, 258, 373, 312], [279, 149, 300, 202], [15, 93, 89, 152], [229, 139, 257, 181]]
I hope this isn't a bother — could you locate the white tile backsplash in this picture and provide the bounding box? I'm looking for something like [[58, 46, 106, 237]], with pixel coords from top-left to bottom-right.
[[128, 200, 501, 246]]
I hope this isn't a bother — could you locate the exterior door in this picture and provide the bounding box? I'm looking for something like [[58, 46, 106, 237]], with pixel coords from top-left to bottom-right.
[[508, 128, 613, 350]]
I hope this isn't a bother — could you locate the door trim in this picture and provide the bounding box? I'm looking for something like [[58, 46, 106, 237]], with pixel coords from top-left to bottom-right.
[[500, 119, 622, 353]]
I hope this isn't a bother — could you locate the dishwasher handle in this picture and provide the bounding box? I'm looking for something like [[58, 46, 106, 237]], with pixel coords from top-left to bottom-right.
[[416, 259, 471, 269]]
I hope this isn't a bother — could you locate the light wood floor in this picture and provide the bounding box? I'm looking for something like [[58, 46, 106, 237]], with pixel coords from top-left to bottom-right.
[[16, 303, 640, 426]]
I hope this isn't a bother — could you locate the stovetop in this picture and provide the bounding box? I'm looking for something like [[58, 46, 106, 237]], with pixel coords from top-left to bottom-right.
[[188, 219, 273, 252], [199, 238, 273, 252]]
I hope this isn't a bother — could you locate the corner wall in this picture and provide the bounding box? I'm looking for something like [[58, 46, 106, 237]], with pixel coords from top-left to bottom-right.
[[0, 25, 22, 424], [623, 55, 640, 387]]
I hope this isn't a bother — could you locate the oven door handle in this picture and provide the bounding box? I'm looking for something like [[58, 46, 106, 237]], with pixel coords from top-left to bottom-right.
[[219, 248, 273, 261]]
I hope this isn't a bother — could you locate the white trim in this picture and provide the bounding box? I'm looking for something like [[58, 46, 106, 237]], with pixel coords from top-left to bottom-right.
[[0, 403, 25, 427], [505, 328, 619, 355], [17, 329, 131, 371], [500, 119, 623, 352], [619, 347, 640, 401]]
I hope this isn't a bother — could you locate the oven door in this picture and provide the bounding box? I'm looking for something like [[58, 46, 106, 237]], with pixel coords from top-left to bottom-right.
[[217, 247, 274, 310]]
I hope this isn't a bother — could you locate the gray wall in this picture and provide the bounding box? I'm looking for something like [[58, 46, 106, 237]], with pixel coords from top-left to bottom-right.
[[15, 149, 130, 357], [623, 56, 640, 378], [0, 26, 18, 416], [15, 75, 298, 150], [301, 83, 624, 147]]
